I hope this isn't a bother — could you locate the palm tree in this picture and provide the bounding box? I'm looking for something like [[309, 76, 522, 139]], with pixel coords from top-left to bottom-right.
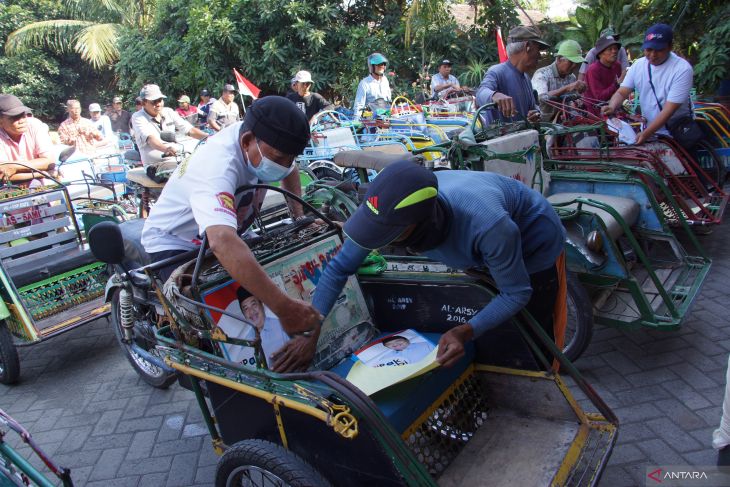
[[5, 0, 153, 69]]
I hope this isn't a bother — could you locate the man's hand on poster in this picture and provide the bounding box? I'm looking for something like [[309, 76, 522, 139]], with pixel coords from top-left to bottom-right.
[[276, 298, 323, 336], [436, 324, 474, 367], [271, 333, 318, 372]]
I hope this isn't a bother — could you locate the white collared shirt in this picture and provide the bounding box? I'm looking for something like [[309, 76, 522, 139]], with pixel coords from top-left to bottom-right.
[[353, 74, 392, 118]]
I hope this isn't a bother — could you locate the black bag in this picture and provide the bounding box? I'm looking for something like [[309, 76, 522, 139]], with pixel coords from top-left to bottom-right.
[[666, 115, 705, 148], [648, 63, 705, 149]]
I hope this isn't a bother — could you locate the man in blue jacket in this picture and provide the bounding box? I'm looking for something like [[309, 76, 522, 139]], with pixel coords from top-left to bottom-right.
[[272, 161, 566, 372]]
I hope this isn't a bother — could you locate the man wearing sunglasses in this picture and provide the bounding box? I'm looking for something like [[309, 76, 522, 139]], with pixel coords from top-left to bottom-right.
[[0, 94, 55, 183], [130, 84, 208, 176], [353, 52, 392, 119], [285, 70, 333, 122], [141, 96, 323, 348]]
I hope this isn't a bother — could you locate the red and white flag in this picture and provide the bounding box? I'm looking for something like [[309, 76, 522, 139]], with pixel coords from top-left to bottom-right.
[[233, 69, 261, 99], [496, 27, 508, 63]]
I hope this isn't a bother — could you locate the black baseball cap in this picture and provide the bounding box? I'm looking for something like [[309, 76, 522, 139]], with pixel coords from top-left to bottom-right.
[[344, 161, 438, 249], [0, 94, 31, 117], [242, 96, 310, 156], [200, 89, 211, 96], [439, 59, 453, 66]]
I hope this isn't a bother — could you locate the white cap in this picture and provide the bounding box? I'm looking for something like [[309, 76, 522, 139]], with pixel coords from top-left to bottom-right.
[[88, 103, 102, 112], [139, 84, 167, 101], [292, 70, 313, 84]]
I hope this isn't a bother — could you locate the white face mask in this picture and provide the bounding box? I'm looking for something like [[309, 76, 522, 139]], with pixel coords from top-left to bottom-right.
[[247, 139, 295, 182]]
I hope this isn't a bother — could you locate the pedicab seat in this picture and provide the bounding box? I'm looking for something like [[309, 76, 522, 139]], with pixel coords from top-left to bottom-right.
[[117, 218, 152, 267], [7, 246, 97, 289], [126, 167, 165, 189], [330, 332, 476, 434], [333, 150, 424, 171], [547, 192, 640, 240]]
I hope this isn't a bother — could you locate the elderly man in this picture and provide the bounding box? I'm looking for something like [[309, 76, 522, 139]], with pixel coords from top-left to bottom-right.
[[476, 26, 549, 125], [430, 59, 462, 98], [208, 84, 240, 132], [0, 94, 55, 183], [175, 95, 199, 125], [532, 40, 587, 121], [353, 52, 392, 119], [602, 24, 694, 146], [130, 84, 207, 177], [285, 70, 333, 122], [58, 99, 103, 157], [583, 36, 623, 115], [578, 27, 629, 83], [109, 96, 132, 134]]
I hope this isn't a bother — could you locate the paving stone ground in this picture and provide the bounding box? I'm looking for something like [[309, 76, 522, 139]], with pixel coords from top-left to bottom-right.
[[2, 222, 730, 486]]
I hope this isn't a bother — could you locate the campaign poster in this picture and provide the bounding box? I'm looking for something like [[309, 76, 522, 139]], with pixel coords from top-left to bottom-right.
[[354, 329, 435, 368]]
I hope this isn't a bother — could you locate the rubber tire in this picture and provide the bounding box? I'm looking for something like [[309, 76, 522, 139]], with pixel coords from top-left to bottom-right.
[[110, 288, 176, 389], [695, 140, 727, 189], [0, 321, 20, 385], [562, 273, 594, 362], [215, 439, 331, 487], [312, 167, 344, 181]]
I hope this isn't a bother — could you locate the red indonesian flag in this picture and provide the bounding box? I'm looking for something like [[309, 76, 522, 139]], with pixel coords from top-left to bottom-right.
[[233, 68, 261, 99], [496, 27, 508, 63]]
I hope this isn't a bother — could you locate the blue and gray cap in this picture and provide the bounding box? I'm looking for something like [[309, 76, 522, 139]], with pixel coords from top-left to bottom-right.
[[344, 161, 438, 249], [368, 52, 388, 65]]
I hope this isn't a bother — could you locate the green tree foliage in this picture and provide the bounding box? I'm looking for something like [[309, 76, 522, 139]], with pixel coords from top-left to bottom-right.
[[0, 0, 121, 121], [5, 0, 155, 69], [116, 0, 516, 106]]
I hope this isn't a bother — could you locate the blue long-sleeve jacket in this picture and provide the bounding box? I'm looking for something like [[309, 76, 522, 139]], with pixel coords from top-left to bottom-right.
[[312, 171, 565, 337]]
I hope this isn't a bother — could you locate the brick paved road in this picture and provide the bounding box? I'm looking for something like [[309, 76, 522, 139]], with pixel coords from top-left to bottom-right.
[[2, 223, 729, 486]]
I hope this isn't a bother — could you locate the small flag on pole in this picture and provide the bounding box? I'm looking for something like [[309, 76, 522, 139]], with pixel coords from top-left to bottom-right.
[[496, 27, 508, 63], [233, 69, 261, 99]]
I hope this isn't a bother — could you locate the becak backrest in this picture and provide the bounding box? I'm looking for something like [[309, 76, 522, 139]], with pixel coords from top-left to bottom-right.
[[163, 232, 377, 370]]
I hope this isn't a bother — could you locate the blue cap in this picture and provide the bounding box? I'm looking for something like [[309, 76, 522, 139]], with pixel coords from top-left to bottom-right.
[[344, 161, 438, 249], [368, 53, 388, 65], [642, 23, 673, 50]]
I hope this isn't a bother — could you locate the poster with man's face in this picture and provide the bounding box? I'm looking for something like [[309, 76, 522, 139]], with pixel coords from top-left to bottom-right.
[[201, 235, 373, 369], [354, 329, 435, 368], [202, 279, 289, 368]]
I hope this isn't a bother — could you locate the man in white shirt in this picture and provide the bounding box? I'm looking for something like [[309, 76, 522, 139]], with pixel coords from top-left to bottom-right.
[[353, 52, 392, 119], [208, 84, 241, 132], [602, 23, 694, 145], [141, 96, 322, 358], [88, 102, 117, 150], [131, 84, 207, 176], [430, 59, 461, 98], [132, 85, 208, 174]]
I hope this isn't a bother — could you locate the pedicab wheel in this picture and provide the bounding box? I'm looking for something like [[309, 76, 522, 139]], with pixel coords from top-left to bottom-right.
[[695, 140, 726, 190], [0, 320, 20, 385], [563, 273, 593, 362], [312, 166, 344, 182], [215, 440, 332, 487], [110, 289, 176, 389]]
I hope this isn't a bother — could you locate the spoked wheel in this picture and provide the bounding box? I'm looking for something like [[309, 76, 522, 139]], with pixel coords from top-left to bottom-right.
[[216, 440, 331, 487], [694, 140, 727, 190], [110, 288, 176, 388], [0, 321, 20, 385], [562, 273, 594, 362]]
